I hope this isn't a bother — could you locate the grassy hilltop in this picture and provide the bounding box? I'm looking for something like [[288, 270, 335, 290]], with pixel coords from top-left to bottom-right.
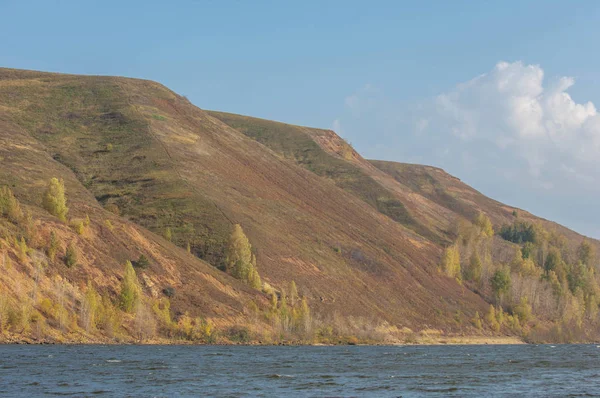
[[0, 68, 598, 344]]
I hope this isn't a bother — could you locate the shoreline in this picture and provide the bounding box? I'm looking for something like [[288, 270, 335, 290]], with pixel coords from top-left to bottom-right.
[[0, 335, 529, 346]]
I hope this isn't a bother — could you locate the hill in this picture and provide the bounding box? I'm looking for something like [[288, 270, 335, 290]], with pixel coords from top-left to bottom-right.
[[0, 68, 598, 343]]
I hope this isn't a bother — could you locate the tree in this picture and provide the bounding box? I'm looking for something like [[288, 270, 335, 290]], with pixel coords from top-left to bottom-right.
[[441, 244, 461, 280], [164, 227, 172, 242], [289, 281, 298, 307], [485, 305, 500, 332], [81, 281, 100, 332], [47, 231, 60, 262], [577, 240, 596, 267], [490, 268, 511, 300], [475, 212, 494, 238], [544, 247, 563, 274], [42, 178, 68, 222], [64, 242, 78, 267], [120, 261, 141, 313], [472, 311, 483, 330], [135, 254, 150, 269], [225, 224, 261, 288], [0, 186, 22, 222], [464, 251, 482, 282], [134, 302, 156, 342]]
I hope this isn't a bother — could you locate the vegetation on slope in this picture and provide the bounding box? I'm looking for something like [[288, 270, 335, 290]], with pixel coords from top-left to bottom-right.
[[208, 111, 440, 242], [1, 68, 599, 344]]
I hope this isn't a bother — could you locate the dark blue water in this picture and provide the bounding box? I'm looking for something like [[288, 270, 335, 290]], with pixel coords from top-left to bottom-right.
[[0, 344, 598, 397]]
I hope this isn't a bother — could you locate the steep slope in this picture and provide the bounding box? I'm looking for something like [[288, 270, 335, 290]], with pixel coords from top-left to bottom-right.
[[210, 111, 600, 342], [0, 116, 267, 343], [370, 160, 600, 253], [1, 67, 599, 343], [0, 68, 489, 336]]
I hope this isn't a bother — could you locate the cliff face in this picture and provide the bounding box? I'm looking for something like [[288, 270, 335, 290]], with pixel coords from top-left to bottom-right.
[[0, 68, 597, 343]]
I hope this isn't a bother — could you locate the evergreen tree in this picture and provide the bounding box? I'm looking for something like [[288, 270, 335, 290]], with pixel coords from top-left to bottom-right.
[[42, 178, 68, 222], [490, 268, 511, 300], [64, 242, 78, 267]]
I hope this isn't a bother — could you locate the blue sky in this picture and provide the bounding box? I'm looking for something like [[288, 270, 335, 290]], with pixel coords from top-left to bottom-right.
[[2, 0, 600, 238]]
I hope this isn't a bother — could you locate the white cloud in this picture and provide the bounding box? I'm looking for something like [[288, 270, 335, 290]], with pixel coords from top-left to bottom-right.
[[333, 61, 600, 237], [419, 61, 600, 184]]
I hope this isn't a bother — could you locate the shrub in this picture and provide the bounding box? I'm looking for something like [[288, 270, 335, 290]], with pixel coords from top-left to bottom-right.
[[71, 220, 85, 235], [133, 254, 150, 269], [105, 204, 120, 215], [162, 286, 176, 298], [226, 326, 250, 343]]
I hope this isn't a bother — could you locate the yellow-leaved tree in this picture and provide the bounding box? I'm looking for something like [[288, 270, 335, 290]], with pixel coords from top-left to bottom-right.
[[42, 178, 68, 222], [120, 261, 141, 313], [226, 224, 261, 289]]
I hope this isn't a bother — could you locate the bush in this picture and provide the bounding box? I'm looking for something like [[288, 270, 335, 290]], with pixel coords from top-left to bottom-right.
[[162, 286, 176, 298], [226, 326, 251, 343], [133, 254, 150, 269]]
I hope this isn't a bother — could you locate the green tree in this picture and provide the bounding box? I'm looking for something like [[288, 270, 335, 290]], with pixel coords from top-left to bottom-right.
[[490, 268, 511, 300], [120, 261, 141, 313], [64, 242, 78, 267], [47, 231, 60, 262], [0, 186, 22, 222], [42, 178, 68, 222], [544, 247, 563, 274], [464, 251, 482, 282], [577, 240, 596, 267]]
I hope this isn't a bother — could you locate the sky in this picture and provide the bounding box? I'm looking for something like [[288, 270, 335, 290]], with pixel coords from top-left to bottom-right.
[[1, 0, 600, 238]]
